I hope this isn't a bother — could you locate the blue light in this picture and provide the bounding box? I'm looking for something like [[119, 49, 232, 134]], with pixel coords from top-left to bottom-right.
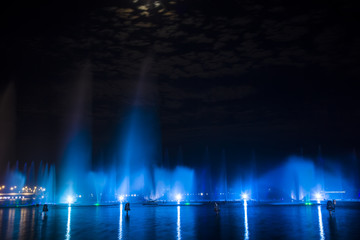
[[176, 194, 182, 203], [67, 196, 74, 205], [241, 193, 249, 200], [315, 192, 322, 204]]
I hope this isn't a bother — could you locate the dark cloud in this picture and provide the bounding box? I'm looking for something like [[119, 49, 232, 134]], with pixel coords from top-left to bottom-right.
[[15, 0, 356, 83]]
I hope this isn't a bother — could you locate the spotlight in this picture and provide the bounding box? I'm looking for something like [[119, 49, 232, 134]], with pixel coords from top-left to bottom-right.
[[67, 196, 74, 205], [315, 192, 322, 203], [176, 194, 182, 202], [119, 195, 124, 202], [241, 193, 249, 200]]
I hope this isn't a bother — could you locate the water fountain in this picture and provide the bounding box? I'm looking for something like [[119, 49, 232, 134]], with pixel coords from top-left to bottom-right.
[[0, 161, 56, 204], [256, 155, 352, 202], [1, 64, 359, 206]]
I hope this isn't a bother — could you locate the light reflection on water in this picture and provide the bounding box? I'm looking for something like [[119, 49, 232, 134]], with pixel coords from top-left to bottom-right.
[[65, 206, 71, 240], [177, 206, 181, 240], [30, 208, 36, 240], [317, 205, 325, 240], [0, 209, 2, 233], [6, 208, 15, 239], [0, 204, 359, 239], [19, 208, 26, 240], [244, 201, 249, 240], [119, 203, 123, 240]]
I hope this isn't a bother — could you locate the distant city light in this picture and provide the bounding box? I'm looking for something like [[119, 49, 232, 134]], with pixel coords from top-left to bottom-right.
[[176, 194, 182, 202]]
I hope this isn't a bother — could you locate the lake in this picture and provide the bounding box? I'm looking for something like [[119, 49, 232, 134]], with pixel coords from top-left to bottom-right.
[[1, 202, 359, 239]]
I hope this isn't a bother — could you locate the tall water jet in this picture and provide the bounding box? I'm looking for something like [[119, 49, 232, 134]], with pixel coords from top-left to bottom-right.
[[59, 61, 92, 203], [172, 166, 195, 199], [118, 107, 160, 196], [116, 56, 161, 198]]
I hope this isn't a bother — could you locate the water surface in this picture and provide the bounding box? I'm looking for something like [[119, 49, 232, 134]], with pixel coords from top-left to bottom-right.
[[1, 203, 359, 239]]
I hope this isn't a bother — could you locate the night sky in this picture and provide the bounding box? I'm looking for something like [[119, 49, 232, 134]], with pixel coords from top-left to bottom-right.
[[1, 0, 360, 174]]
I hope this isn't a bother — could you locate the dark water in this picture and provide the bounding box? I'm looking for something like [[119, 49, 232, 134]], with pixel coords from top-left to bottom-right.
[[1, 203, 359, 240]]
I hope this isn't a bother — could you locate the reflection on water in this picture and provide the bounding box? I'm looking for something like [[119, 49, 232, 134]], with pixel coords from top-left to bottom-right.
[[119, 204, 123, 240], [31, 208, 36, 240], [6, 208, 15, 239], [19, 208, 25, 239], [177, 206, 181, 240], [1, 204, 360, 240], [19, 208, 28, 240], [244, 201, 249, 240], [66, 206, 71, 240], [0, 210, 2, 231], [41, 212, 48, 239], [317, 206, 325, 240], [328, 214, 337, 239]]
